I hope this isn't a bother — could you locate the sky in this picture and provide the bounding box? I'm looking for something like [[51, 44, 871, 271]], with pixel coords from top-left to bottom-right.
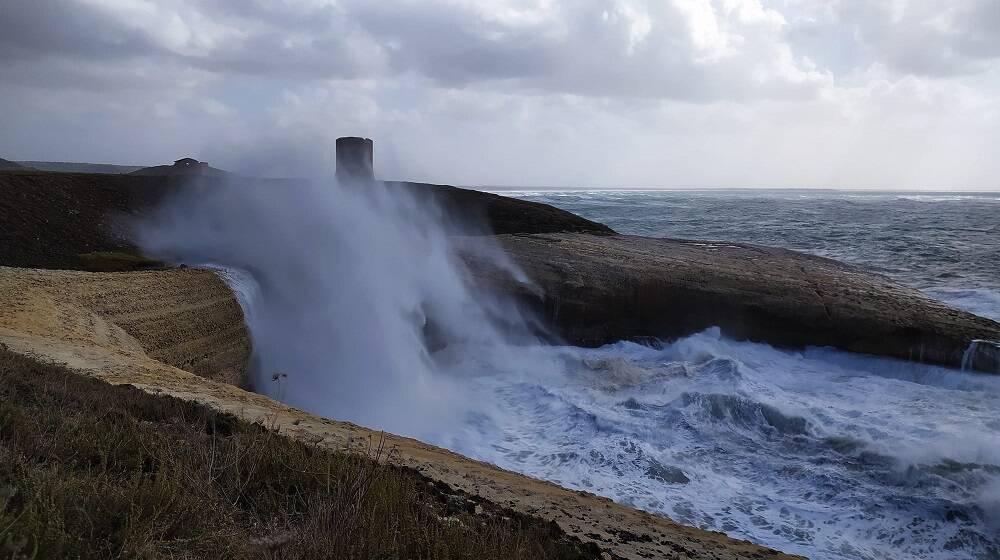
[[1, 0, 998, 189]]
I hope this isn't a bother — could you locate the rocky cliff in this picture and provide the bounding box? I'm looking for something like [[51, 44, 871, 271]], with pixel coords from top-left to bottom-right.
[[460, 233, 1000, 373]]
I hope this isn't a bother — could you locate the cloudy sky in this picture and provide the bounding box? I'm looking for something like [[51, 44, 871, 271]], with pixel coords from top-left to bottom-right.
[[1, 0, 998, 188]]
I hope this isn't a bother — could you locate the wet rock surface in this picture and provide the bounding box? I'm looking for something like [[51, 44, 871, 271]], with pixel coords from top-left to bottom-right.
[[461, 233, 1000, 373]]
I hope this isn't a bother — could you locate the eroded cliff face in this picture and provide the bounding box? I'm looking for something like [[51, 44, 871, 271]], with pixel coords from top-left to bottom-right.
[[0, 267, 250, 385], [459, 233, 1000, 373]]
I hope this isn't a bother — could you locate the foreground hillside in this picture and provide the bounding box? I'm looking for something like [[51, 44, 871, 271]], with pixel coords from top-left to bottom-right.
[[0, 265, 797, 559], [0, 346, 600, 560]]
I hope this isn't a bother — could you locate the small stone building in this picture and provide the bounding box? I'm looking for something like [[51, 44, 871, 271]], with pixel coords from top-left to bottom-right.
[[173, 158, 208, 170]]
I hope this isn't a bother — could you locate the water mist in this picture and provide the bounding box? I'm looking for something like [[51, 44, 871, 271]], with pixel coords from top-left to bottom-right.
[[137, 176, 1000, 559], [136, 176, 538, 439]]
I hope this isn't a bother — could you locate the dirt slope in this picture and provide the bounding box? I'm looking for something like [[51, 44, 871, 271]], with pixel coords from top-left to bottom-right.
[[0, 265, 798, 560], [0, 267, 249, 385]]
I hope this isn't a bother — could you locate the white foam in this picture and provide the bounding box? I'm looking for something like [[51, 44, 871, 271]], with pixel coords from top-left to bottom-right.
[[137, 183, 1000, 560], [445, 331, 1000, 559]]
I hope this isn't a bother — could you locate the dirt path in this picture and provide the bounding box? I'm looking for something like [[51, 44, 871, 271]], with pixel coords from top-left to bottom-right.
[[0, 265, 799, 560]]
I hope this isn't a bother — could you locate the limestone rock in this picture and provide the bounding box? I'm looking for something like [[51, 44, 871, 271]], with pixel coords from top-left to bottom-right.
[[461, 233, 1000, 373]]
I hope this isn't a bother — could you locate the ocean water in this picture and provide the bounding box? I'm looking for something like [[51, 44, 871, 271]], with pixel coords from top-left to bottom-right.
[[197, 188, 1000, 560], [441, 189, 999, 559]]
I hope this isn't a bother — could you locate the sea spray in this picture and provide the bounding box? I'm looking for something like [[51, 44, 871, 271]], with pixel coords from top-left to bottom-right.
[[137, 183, 1000, 559], [136, 176, 539, 439], [451, 331, 1000, 560]]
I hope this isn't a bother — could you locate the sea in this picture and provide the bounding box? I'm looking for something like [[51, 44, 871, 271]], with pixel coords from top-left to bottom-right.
[[446, 189, 1000, 560], [170, 186, 1000, 560]]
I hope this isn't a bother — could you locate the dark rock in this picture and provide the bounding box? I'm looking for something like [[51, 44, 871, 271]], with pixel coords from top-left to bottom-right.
[[646, 461, 690, 484], [962, 340, 1000, 373], [460, 233, 1000, 373], [387, 181, 614, 236]]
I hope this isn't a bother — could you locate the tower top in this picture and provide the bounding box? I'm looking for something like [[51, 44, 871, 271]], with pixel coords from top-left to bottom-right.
[[335, 137, 374, 183]]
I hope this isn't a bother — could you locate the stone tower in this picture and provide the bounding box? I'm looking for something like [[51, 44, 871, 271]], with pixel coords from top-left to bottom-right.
[[335, 137, 375, 183]]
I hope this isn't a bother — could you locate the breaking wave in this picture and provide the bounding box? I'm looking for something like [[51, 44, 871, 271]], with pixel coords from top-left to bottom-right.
[[451, 330, 1000, 560], [139, 184, 1000, 559]]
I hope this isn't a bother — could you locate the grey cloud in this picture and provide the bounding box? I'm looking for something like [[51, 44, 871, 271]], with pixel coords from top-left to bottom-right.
[[0, 0, 158, 60], [952, 0, 1000, 60], [0, 0, 828, 102], [350, 2, 559, 85], [0, 0, 378, 89], [349, 0, 824, 102], [1, 0, 998, 189], [835, 0, 1000, 77], [180, 0, 383, 80]]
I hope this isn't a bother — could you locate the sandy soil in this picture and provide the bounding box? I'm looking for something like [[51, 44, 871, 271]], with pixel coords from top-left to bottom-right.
[[0, 265, 800, 560]]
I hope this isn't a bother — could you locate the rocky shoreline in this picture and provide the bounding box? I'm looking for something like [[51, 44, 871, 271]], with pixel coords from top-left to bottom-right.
[[1, 166, 998, 374], [461, 232, 1000, 373]]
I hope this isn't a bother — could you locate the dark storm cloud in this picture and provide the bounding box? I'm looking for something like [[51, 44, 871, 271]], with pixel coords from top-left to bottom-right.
[[0, 0, 158, 60], [0, 0, 827, 102], [0, 0, 376, 89]]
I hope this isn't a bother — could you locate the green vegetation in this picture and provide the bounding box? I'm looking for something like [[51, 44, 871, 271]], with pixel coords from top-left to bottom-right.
[[76, 251, 163, 272], [0, 347, 601, 559]]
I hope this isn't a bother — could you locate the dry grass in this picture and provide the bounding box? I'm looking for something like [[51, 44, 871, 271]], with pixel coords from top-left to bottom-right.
[[0, 346, 602, 560]]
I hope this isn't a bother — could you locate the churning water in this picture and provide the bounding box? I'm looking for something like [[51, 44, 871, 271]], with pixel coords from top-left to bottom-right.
[[479, 190, 1000, 559], [142, 186, 1000, 560]]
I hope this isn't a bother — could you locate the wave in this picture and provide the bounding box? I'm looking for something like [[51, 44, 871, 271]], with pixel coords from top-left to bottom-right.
[[210, 260, 1000, 559], [151, 180, 1000, 560], [452, 330, 1000, 560]]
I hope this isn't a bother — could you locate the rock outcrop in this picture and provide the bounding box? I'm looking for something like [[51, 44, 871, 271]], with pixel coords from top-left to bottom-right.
[[461, 233, 1000, 373], [387, 181, 614, 235]]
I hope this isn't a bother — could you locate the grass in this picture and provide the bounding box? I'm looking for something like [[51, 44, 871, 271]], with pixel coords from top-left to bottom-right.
[[0, 346, 602, 560], [75, 251, 163, 272]]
